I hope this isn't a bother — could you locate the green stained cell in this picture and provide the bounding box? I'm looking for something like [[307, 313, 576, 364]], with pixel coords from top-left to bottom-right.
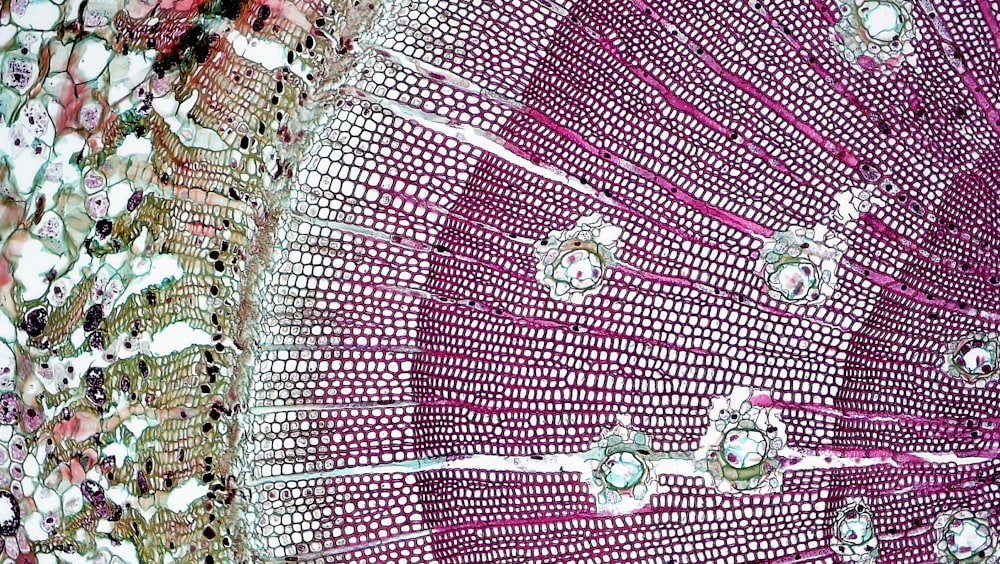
[[858, 2, 905, 44], [942, 516, 993, 562], [766, 258, 821, 302], [832, 0, 917, 69], [935, 511, 998, 564], [0, 86, 21, 124], [838, 513, 874, 544], [0, 342, 15, 391], [598, 452, 645, 491], [587, 426, 662, 507], [199, 0, 249, 20], [943, 332, 1000, 387], [96, 276, 234, 344], [831, 499, 879, 562], [31, 210, 68, 254], [79, 110, 152, 169], [700, 391, 786, 494], [721, 429, 768, 470], [116, 110, 148, 137], [953, 341, 998, 377], [0, 0, 364, 559], [26, 276, 94, 350], [551, 249, 604, 291], [760, 227, 843, 305], [535, 214, 621, 305]]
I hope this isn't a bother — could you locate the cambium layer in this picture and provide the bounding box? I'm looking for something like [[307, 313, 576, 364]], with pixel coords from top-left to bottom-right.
[[3, 0, 1000, 562]]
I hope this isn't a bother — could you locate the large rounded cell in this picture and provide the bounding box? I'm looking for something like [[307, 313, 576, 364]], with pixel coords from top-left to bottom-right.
[[721, 429, 769, 469], [945, 517, 992, 560], [599, 452, 646, 491], [0, 490, 19, 536]]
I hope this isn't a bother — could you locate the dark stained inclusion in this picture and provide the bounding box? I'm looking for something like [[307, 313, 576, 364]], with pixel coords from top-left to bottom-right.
[[1, 0, 1000, 561]]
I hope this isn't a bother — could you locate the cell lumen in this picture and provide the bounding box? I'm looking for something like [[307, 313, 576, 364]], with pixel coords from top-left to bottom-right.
[[759, 225, 845, 305], [583, 425, 659, 510]]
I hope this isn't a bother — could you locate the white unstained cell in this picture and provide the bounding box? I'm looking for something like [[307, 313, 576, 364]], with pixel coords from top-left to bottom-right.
[[11, 237, 65, 302], [164, 478, 210, 513], [154, 90, 228, 151], [107, 51, 153, 104], [72, 37, 114, 84], [230, 31, 312, 83], [0, 343, 15, 391], [148, 323, 215, 357]]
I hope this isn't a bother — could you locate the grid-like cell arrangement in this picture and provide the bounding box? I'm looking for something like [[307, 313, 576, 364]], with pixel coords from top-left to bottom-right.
[[246, 0, 1000, 562]]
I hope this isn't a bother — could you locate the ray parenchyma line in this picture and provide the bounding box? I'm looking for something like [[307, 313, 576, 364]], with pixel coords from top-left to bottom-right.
[[0, 0, 999, 562]]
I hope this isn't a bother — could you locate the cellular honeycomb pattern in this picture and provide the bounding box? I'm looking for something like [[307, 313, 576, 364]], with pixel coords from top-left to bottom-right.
[[1, 0, 1000, 560], [0, 0, 375, 559], [245, 0, 1000, 560], [759, 225, 845, 305]]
